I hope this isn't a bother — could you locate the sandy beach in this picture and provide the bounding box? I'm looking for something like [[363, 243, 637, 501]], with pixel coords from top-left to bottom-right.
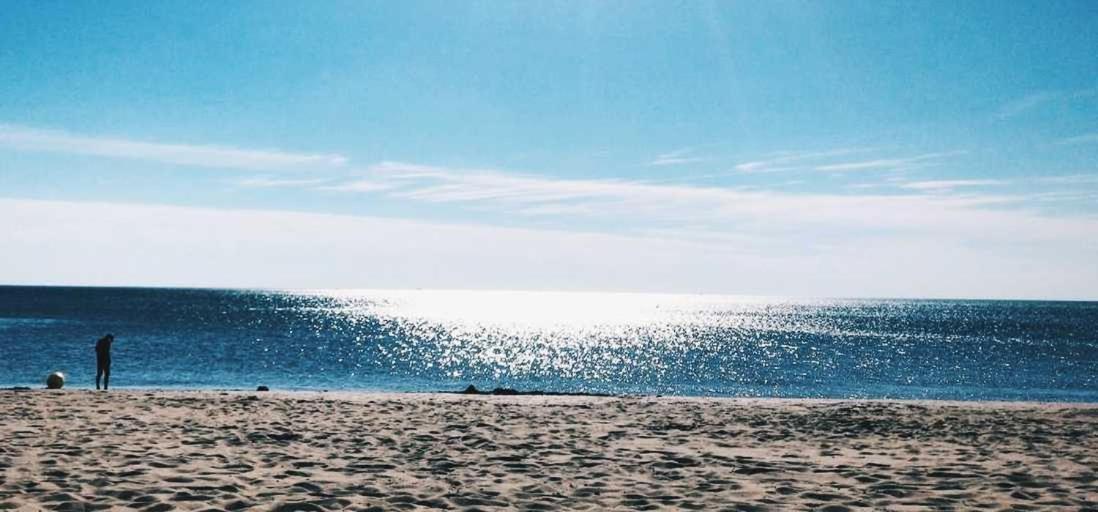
[[1, 390, 1095, 511]]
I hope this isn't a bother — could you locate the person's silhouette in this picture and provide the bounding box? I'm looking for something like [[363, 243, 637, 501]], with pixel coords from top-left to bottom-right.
[[95, 334, 114, 390]]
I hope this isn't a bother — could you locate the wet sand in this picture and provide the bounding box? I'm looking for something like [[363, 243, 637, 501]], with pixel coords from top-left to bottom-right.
[[1, 390, 1095, 511]]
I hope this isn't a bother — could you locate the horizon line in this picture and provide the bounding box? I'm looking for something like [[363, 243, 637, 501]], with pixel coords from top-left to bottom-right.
[[2, 282, 1095, 304]]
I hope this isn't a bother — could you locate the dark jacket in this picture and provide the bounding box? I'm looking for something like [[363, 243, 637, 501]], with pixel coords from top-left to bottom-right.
[[95, 337, 113, 364]]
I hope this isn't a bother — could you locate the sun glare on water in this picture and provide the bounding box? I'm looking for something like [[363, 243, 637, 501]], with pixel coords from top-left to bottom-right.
[[313, 289, 784, 329], [278, 290, 819, 389]]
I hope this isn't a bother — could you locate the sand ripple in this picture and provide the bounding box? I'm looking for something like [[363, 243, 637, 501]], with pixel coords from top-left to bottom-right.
[[1, 391, 1095, 510]]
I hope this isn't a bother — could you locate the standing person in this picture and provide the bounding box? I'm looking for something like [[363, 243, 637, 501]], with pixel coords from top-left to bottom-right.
[[95, 334, 114, 390]]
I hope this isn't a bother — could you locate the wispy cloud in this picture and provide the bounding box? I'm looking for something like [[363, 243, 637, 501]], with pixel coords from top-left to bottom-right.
[[732, 147, 960, 174], [814, 151, 964, 173], [316, 179, 395, 193], [327, 161, 1095, 246], [371, 161, 657, 205], [1027, 190, 1098, 203], [0, 123, 348, 170], [647, 148, 706, 166], [1034, 174, 1098, 185], [237, 176, 332, 188], [900, 179, 1007, 192], [996, 87, 1098, 120], [996, 91, 1062, 120], [733, 148, 870, 173], [1056, 133, 1098, 146], [815, 158, 906, 172]]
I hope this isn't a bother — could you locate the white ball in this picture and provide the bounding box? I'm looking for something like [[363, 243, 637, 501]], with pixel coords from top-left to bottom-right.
[[46, 372, 65, 389]]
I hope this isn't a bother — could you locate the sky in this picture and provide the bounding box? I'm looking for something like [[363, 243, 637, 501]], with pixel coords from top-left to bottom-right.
[[1, 1, 1097, 299]]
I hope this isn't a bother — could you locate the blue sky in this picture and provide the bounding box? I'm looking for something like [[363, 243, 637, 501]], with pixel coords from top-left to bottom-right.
[[1, 1, 1097, 298]]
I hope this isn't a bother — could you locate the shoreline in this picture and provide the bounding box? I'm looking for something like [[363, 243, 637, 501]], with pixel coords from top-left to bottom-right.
[[7, 386, 1098, 408]]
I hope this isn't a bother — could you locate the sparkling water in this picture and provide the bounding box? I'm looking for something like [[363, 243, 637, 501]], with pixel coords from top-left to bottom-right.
[[1, 286, 1095, 401]]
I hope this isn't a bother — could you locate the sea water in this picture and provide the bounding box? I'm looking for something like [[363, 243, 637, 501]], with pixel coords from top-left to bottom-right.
[[0, 286, 1095, 401]]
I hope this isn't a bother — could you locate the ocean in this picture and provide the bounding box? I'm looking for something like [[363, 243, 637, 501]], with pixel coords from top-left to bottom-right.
[[1, 286, 1095, 402]]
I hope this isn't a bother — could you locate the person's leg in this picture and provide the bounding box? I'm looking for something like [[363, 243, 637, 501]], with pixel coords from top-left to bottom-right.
[[96, 366, 103, 390], [103, 366, 110, 390]]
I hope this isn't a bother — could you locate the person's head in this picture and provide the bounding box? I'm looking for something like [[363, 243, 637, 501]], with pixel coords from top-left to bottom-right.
[[105, 334, 114, 340]]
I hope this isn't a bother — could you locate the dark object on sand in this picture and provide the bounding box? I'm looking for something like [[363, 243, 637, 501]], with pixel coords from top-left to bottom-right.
[[8, 386, 31, 391], [256, 386, 270, 392], [461, 385, 517, 395], [455, 384, 608, 397], [46, 372, 65, 389]]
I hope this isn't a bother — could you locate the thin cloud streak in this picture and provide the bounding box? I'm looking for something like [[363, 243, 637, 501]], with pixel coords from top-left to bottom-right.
[[237, 177, 332, 188], [316, 179, 395, 193], [347, 161, 1096, 244], [996, 91, 1062, 120], [733, 147, 965, 175], [0, 123, 348, 170], [733, 148, 872, 173], [814, 151, 965, 172], [1035, 174, 1098, 185], [647, 148, 706, 166], [1057, 133, 1098, 146], [901, 179, 1007, 191], [996, 87, 1098, 120]]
